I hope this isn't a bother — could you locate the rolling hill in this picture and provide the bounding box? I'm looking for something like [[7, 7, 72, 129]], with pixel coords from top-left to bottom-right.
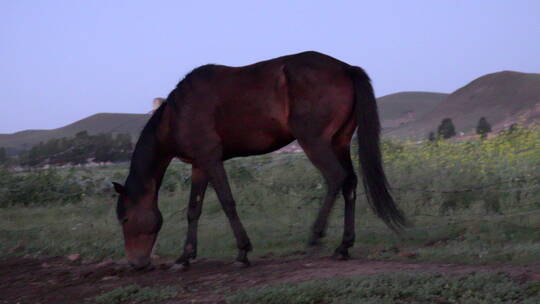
[[384, 71, 540, 139], [377, 92, 448, 129], [0, 113, 149, 152]]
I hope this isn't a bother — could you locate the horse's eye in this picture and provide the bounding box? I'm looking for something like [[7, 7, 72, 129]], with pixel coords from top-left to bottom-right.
[[119, 217, 128, 224]]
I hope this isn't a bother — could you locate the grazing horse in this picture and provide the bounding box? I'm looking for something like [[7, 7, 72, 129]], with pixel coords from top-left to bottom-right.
[[113, 51, 407, 270]]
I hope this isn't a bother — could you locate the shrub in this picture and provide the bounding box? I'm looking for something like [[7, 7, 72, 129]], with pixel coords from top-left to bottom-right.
[[0, 169, 83, 207], [437, 118, 456, 139], [476, 117, 492, 139]]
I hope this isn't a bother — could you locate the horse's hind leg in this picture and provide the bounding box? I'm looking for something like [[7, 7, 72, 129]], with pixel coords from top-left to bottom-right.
[[298, 139, 348, 247], [175, 166, 208, 268], [333, 145, 357, 260]]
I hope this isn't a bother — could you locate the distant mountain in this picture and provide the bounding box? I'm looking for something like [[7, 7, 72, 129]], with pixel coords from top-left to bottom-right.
[[377, 92, 448, 129], [385, 71, 540, 139], [0, 113, 149, 152]]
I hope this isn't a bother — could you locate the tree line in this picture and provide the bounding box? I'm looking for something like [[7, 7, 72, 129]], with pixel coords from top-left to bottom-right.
[[428, 117, 493, 141], [0, 131, 134, 167]]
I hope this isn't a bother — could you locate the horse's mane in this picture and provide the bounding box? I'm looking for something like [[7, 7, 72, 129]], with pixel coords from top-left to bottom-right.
[[124, 101, 168, 197], [177, 64, 219, 88], [138, 101, 167, 140]]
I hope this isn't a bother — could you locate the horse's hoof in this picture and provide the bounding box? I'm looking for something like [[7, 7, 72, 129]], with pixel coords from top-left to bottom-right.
[[332, 249, 350, 261], [306, 239, 325, 254], [158, 263, 170, 270], [130, 262, 155, 272], [170, 263, 189, 271], [307, 237, 325, 247], [332, 253, 350, 261], [233, 260, 251, 268], [308, 231, 327, 246]]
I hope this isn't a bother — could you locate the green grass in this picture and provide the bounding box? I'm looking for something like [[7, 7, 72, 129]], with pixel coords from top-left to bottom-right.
[[1, 174, 538, 264], [93, 284, 178, 304], [227, 272, 540, 304]]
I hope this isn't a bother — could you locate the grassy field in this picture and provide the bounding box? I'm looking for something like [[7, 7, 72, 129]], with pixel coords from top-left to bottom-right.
[[1, 127, 538, 264], [0, 127, 539, 303]]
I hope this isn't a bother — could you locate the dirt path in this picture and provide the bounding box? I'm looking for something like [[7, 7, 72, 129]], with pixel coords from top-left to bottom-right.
[[1, 256, 539, 304]]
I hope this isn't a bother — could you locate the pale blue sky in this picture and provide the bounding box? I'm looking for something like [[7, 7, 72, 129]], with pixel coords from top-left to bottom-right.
[[2, 1, 539, 133]]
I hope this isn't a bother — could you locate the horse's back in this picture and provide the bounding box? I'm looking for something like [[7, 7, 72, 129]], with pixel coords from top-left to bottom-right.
[[172, 52, 356, 159]]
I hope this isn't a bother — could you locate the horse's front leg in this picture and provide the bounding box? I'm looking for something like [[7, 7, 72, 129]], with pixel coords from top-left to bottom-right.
[[175, 166, 208, 268], [203, 160, 252, 267]]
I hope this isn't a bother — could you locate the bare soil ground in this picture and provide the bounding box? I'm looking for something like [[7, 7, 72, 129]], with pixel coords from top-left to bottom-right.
[[1, 256, 539, 304]]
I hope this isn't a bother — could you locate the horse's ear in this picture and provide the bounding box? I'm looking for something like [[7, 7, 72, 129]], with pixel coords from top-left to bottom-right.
[[112, 182, 125, 194]]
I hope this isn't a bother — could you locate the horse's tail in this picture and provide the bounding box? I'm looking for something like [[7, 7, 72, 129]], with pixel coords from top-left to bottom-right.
[[349, 66, 408, 232]]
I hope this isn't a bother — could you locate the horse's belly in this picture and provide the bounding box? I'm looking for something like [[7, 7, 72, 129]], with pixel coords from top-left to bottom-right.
[[220, 119, 294, 158]]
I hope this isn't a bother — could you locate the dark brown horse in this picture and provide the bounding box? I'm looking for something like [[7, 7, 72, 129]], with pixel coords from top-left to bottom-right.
[[113, 51, 406, 270]]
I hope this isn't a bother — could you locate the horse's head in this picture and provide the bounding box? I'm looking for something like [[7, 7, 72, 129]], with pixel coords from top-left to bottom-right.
[[113, 182, 163, 270]]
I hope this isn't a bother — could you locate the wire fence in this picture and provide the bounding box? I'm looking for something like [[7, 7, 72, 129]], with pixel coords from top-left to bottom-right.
[[159, 174, 540, 223], [2, 170, 538, 236]]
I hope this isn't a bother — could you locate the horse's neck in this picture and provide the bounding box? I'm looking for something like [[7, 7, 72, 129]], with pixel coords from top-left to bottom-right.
[[125, 128, 172, 202]]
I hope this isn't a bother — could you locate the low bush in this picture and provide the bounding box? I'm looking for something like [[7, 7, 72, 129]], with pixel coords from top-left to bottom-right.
[[0, 169, 83, 207]]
